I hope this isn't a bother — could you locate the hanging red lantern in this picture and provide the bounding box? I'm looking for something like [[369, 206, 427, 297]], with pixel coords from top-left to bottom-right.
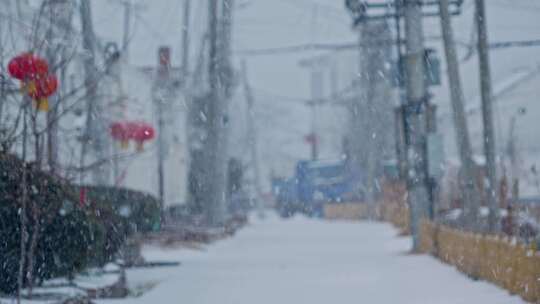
[[110, 122, 130, 149], [25, 74, 58, 112], [131, 122, 155, 151], [123, 121, 139, 145], [8, 52, 55, 112], [124, 121, 138, 137], [8, 56, 27, 80], [8, 53, 49, 80]]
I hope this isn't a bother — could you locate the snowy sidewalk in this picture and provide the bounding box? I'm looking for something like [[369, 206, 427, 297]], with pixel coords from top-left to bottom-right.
[[100, 215, 526, 304]]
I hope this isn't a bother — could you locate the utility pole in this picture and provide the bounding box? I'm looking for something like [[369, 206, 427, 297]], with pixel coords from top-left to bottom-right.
[[122, 0, 131, 64], [185, 7, 209, 217], [80, 0, 108, 185], [309, 4, 320, 161], [220, 0, 235, 103], [206, 0, 227, 226], [45, 0, 72, 175], [403, 0, 430, 251], [507, 108, 525, 206], [157, 92, 165, 215], [439, 0, 481, 230], [475, 0, 498, 232], [154, 46, 172, 217], [181, 0, 198, 214], [309, 69, 322, 160], [219, 0, 235, 220], [298, 60, 322, 161], [201, 0, 235, 226], [241, 60, 264, 217], [360, 20, 394, 219], [181, 0, 191, 77], [106, 44, 127, 184]]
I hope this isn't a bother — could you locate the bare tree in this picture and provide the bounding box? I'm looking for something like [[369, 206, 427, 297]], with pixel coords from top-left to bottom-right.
[[2, 1, 126, 297]]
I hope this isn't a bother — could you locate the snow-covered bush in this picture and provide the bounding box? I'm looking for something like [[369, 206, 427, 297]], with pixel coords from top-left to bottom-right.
[[0, 154, 138, 295], [0, 154, 101, 294], [82, 186, 161, 234]]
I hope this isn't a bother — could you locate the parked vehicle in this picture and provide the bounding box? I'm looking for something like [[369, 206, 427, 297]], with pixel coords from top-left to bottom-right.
[[273, 159, 364, 218]]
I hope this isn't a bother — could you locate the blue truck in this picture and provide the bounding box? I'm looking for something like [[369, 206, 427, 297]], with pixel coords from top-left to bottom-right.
[[273, 159, 363, 218]]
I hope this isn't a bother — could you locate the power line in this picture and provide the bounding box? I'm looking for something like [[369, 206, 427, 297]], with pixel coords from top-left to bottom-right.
[[235, 41, 389, 56], [492, 0, 540, 12], [236, 37, 540, 57], [489, 39, 540, 49]]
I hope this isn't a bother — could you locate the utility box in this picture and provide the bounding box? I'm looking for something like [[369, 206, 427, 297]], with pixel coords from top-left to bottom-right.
[[427, 133, 445, 179], [390, 48, 441, 88]]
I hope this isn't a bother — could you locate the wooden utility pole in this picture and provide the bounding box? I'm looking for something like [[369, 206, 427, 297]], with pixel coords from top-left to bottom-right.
[[403, 0, 430, 251], [206, 0, 227, 226], [439, 0, 480, 230], [475, 0, 498, 232]]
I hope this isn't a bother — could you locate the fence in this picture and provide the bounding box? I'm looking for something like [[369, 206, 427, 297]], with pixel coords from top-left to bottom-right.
[[419, 220, 540, 303], [379, 180, 410, 235], [323, 203, 369, 221]]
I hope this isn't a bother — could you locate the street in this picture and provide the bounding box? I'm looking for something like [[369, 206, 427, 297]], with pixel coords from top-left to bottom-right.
[[2, 2, 540, 303], [100, 215, 525, 304]]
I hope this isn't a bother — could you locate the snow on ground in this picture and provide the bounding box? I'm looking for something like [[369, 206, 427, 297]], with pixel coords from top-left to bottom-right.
[[98, 214, 525, 304]]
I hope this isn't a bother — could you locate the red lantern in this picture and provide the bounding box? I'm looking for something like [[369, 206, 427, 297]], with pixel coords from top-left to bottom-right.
[[110, 122, 130, 149], [131, 122, 155, 151], [8, 53, 55, 112], [8, 53, 49, 80], [124, 121, 139, 138], [25, 74, 58, 112], [8, 56, 26, 80]]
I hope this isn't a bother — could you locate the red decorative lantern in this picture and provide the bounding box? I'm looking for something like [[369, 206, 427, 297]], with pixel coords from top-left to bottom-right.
[[124, 121, 139, 139], [25, 74, 58, 112], [109, 121, 155, 151], [8, 53, 49, 80], [131, 122, 155, 151], [110, 122, 130, 149], [8, 53, 56, 112], [8, 57, 26, 80]]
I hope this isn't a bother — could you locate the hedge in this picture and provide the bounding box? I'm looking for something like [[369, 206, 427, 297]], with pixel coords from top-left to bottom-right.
[[0, 154, 159, 295], [81, 185, 161, 234]]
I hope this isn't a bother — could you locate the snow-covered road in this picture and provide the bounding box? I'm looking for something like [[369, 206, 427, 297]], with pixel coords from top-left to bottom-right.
[[100, 215, 526, 304]]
